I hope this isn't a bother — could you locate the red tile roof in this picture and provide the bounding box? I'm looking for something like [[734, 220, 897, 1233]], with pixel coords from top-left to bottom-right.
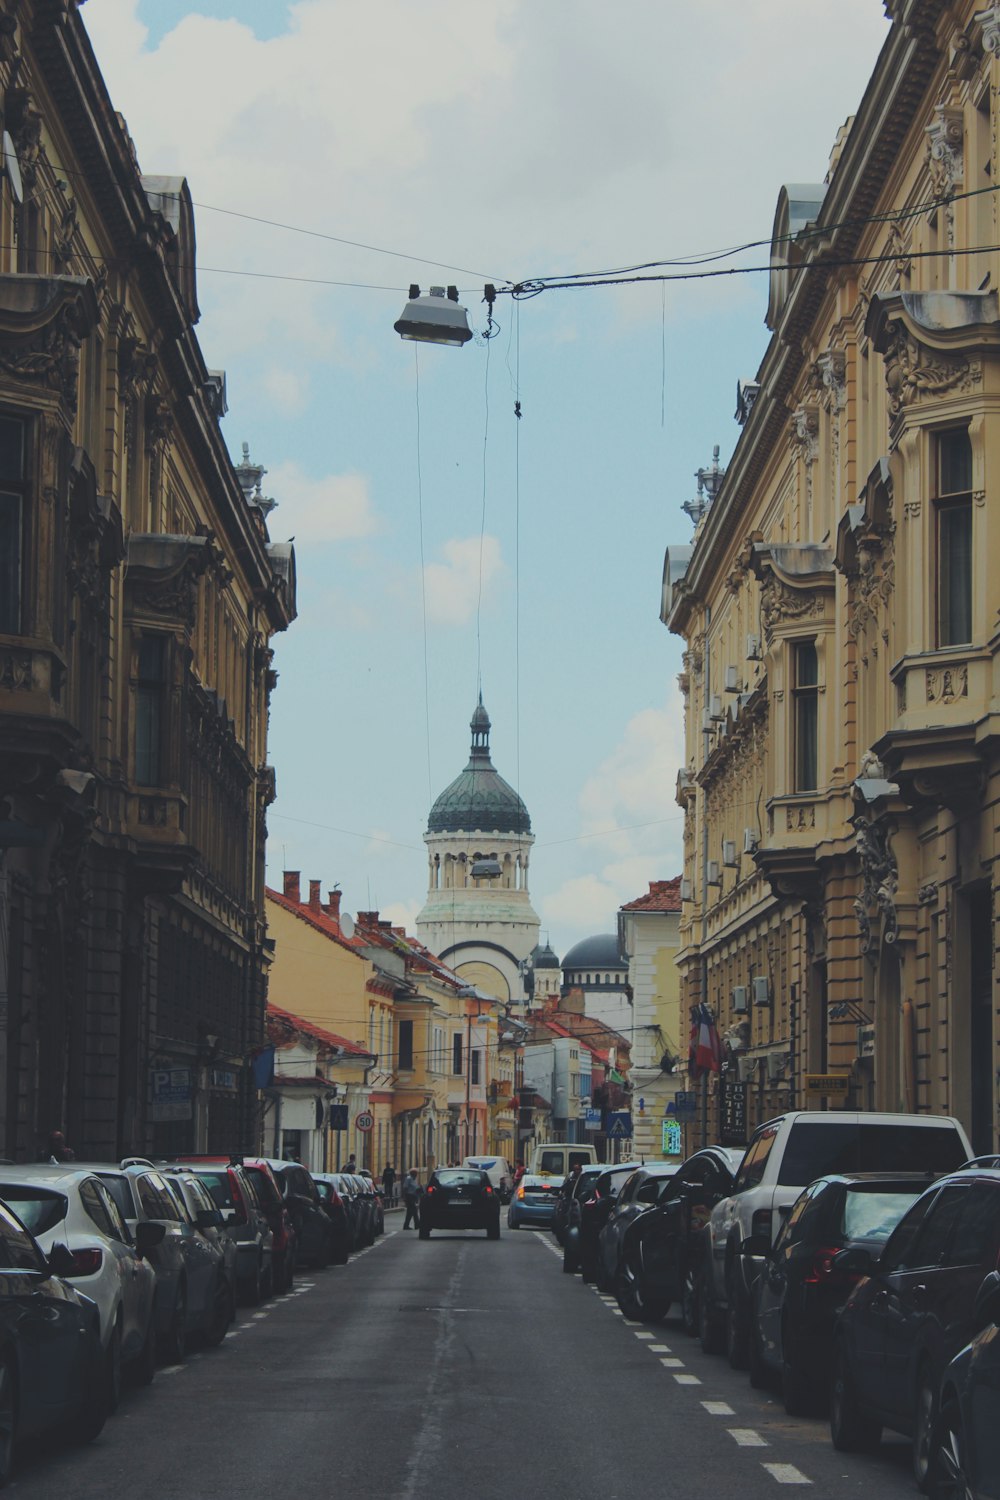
[[620, 877, 683, 913], [267, 1004, 373, 1058], [266, 886, 368, 954]]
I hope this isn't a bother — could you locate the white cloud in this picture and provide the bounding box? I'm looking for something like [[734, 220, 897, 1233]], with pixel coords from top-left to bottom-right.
[[423, 535, 505, 626], [265, 461, 379, 544], [377, 899, 421, 934], [262, 367, 309, 413], [542, 874, 623, 933]]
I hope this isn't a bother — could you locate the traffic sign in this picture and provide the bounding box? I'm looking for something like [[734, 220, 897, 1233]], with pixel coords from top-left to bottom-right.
[[355, 1111, 374, 1131], [671, 1091, 698, 1118], [606, 1111, 633, 1139]]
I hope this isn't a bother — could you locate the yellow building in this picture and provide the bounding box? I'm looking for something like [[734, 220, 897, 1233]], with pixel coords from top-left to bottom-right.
[[619, 880, 683, 1161], [663, 0, 1000, 1154]]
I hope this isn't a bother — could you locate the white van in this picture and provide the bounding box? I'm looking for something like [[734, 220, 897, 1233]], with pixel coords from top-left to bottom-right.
[[529, 1143, 597, 1179], [461, 1156, 514, 1201]]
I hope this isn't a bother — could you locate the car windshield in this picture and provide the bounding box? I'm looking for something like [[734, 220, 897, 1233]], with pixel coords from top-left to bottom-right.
[[245, 1167, 282, 1210], [597, 1171, 634, 1198], [575, 1169, 603, 1196], [841, 1186, 923, 1241], [0, 1185, 67, 1235], [777, 1123, 968, 1186], [537, 1152, 569, 1175], [435, 1171, 482, 1189], [97, 1175, 133, 1221], [195, 1171, 234, 1210]]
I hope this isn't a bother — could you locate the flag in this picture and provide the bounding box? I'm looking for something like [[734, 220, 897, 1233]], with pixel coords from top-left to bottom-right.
[[251, 1046, 275, 1089], [688, 1004, 723, 1081]]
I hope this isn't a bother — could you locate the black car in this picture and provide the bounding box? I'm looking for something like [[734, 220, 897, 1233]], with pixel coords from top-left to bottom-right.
[[931, 1269, 1000, 1499], [745, 1172, 927, 1415], [830, 1166, 1000, 1489], [614, 1146, 744, 1328], [311, 1174, 352, 1264], [175, 1159, 275, 1303], [260, 1160, 335, 1269], [419, 1169, 500, 1239], [559, 1166, 606, 1271], [576, 1163, 643, 1283], [596, 1162, 679, 1294], [0, 1199, 108, 1485]]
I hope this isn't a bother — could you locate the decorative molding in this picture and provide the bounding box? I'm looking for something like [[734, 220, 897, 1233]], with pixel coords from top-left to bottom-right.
[[917, 880, 939, 905], [883, 331, 978, 419], [785, 804, 816, 832], [973, 488, 986, 507], [814, 351, 847, 409], [974, 4, 1000, 56], [0, 650, 33, 692], [926, 103, 965, 200], [853, 815, 899, 958], [904, 500, 922, 519], [925, 663, 968, 703]]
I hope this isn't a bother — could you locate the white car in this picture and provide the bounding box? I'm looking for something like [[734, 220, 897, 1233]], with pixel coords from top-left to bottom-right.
[[0, 1165, 161, 1408]]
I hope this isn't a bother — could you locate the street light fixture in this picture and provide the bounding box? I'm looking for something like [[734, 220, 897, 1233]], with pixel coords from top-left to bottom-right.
[[394, 284, 473, 346]]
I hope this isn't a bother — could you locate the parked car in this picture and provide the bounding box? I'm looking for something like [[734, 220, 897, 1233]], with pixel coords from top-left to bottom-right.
[[595, 1162, 680, 1295], [613, 1147, 744, 1328], [175, 1158, 274, 1303], [829, 1164, 1000, 1489], [329, 1172, 366, 1250], [574, 1163, 643, 1282], [90, 1163, 230, 1360], [507, 1173, 563, 1230], [0, 1165, 161, 1404], [745, 1172, 928, 1414], [357, 1170, 386, 1234], [462, 1156, 514, 1203], [931, 1270, 1000, 1500], [349, 1174, 379, 1244], [159, 1169, 238, 1338], [697, 1110, 972, 1370], [420, 1168, 500, 1239], [0, 1198, 110, 1486], [311, 1174, 352, 1264], [558, 1166, 604, 1268], [240, 1158, 296, 1291]]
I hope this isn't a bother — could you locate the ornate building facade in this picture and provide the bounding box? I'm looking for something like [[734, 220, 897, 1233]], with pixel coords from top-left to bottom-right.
[[663, 0, 1000, 1153], [0, 1, 294, 1159]]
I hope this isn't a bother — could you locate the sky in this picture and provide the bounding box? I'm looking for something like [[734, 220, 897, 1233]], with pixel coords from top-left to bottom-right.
[[82, 0, 891, 957]]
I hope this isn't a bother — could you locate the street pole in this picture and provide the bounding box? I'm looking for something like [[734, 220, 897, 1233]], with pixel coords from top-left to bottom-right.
[[465, 1009, 472, 1159]]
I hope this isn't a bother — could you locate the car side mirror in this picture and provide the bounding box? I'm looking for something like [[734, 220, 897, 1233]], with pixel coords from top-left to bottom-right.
[[47, 1242, 77, 1277], [195, 1208, 223, 1232], [741, 1233, 770, 1259], [832, 1245, 875, 1277], [135, 1220, 167, 1257], [225, 1210, 239, 1227], [972, 1271, 1000, 1334]]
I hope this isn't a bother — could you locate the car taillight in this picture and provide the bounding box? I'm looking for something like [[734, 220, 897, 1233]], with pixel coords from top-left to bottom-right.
[[803, 1246, 852, 1285], [68, 1248, 103, 1276], [425, 1185, 436, 1195], [484, 1186, 493, 1196], [517, 1185, 525, 1200], [229, 1174, 249, 1224]]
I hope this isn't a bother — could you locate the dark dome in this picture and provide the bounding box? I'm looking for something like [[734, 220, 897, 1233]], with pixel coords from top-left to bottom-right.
[[531, 941, 560, 970], [562, 934, 625, 970], [427, 699, 531, 836]]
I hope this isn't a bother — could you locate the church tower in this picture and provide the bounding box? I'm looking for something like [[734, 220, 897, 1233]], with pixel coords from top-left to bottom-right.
[[416, 698, 539, 1004]]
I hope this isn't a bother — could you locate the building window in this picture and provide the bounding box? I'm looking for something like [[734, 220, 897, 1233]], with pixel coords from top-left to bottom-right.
[[398, 1020, 413, 1071], [135, 636, 167, 785], [793, 641, 818, 792], [0, 415, 27, 635], [432, 1026, 444, 1072], [452, 1033, 463, 1075], [936, 428, 973, 647], [470, 1048, 481, 1085]]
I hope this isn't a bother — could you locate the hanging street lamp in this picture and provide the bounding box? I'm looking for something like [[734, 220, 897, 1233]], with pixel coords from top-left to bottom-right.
[[393, 284, 473, 346]]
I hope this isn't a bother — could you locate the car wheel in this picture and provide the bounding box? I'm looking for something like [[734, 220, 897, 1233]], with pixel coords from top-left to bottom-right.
[[285, 1254, 296, 1294], [105, 1323, 123, 1414], [595, 1254, 612, 1293], [133, 1310, 157, 1387], [748, 1311, 769, 1390], [580, 1255, 595, 1284], [418, 1225, 430, 1240], [562, 1246, 578, 1274], [830, 1342, 882, 1453], [334, 1240, 350, 1266], [781, 1324, 819, 1417], [204, 1274, 232, 1348], [681, 1268, 699, 1337], [0, 1352, 17, 1487], [725, 1266, 750, 1370], [259, 1257, 274, 1301], [617, 1261, 668, 1323], [160, 1284, 187, 1364], [244, 1257, 262, 1306], [69, 1335, 108, 1446], [930, 1398, 972, 1500], [698, 1275, 724, 1356], [487, 1222, 501, 1241], [913, 1362, 938, 1492]]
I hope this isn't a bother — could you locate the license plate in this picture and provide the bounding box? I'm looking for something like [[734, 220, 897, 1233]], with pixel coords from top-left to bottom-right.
[[450, 1197, 470, 1205]]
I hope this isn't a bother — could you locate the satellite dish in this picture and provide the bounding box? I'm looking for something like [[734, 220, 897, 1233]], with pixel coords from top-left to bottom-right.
[[339, 911, 355, 939], [3, 132, 23, 206]]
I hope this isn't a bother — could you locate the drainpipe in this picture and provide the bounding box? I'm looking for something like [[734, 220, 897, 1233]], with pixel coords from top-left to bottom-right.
[[701, 605, 712, 1148]]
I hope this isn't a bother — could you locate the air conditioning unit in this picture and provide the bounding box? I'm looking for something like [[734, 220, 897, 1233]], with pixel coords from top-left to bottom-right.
[[710, 694, 724, 721], [737, 1054, 756, 1083], [746, 633, 762, 661], [732, 985, 748, 1014], [680, 878, 693, 901], [743, 827, 759, 855], [752, 976, 772, 1007], [767, 1052, 788, 1081], [724, 665, 741, 693], [707, 860, 721, 886], [723, 839, 738, 867]]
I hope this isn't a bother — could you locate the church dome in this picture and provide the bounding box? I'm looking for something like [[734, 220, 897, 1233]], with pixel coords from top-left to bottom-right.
[[531, 941, 560, 970], [427, 699, 531, 835], [562, 934, 625, 971]]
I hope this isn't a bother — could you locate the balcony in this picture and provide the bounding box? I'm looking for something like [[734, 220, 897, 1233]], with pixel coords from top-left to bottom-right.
[[879, 645, 990, 809]]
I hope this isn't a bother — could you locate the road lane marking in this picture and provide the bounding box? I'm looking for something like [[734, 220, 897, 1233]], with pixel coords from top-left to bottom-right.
[[159, 1365, 185, 1375], [761, 1464, 811, 1485], [673, 1373, 701, 1385], [702, 1401, 735, 1416], [660, 1357, 684, 1368], [727, 1429, 768, 1447], [224, 1331, 241, 1339], [648, 1343, 671, 1352], [633, 1331, 655, 1340]]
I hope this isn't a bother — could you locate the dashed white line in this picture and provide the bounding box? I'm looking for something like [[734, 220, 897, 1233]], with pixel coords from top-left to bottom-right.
[[728, 1429, 768, 1448], [702, 1401, 735, 1416], [761, 1463, 812, 1485], [633, 1331, 655, 1340], [648, 1343, 671, 1353], [673, 1373, 701, 1385], [158, 1364, 185, 1376], [660, 1357, 685, 1368]]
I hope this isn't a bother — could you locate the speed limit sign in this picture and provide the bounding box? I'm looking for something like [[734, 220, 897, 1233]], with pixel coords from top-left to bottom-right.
[[355, 1111, 374, 1132]]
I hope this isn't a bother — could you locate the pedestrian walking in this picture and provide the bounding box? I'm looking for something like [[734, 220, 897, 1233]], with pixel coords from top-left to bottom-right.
[[402, 1168, 421, 1229], [382, 1162, 397, 1206]]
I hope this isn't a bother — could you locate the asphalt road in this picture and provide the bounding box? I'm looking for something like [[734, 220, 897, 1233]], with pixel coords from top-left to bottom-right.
[[13, 1217, 919, 1498]]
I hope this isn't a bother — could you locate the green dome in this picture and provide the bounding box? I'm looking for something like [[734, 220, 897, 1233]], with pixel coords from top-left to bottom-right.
[[427, 699, 531, 836]]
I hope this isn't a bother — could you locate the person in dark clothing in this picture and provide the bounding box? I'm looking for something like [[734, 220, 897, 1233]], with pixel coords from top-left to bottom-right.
[[41, 1130, 74, 1163], [402, 1168, 421, 1229], [382, 1163, 397, 1205]]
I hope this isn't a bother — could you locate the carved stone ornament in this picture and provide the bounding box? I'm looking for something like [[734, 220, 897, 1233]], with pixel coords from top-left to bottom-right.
[[926, 663, 968, 703], [791, 404, 819, 460], [867, 292, 994, 434], [926, 103, 965, 198], [0, 650, 33, 692], [853, 814, 899, 960], [975, 4, 1000, 55], [750, 542, 835, 646], [917, 880, 939, 905], [0, 275, 99, 416], [814, 351, 847, 409], [144, 393, 174, 453], [836, 466, 896, 646], [882, 330, 977, 418], [124, 533, 217, 632]]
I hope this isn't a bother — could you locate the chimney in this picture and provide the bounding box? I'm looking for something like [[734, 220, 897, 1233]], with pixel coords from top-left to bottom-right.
[[324, 888, 342, 919], [283, 870, 300, 903], [308, 879, 322, 910]]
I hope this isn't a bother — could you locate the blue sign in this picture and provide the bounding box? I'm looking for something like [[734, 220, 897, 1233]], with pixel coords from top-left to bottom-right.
[[662, 1120, 683, 1156], [584, 1107, 602, 1131], [149, 1067, 193, 1123], [606, 1111, 633, 1139], [671, 1091, 698, 1118], [328, 1104, 349, 1130]]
